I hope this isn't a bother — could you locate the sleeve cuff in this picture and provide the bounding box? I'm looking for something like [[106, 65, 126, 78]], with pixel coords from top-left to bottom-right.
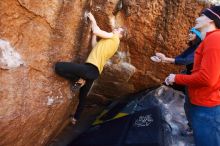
[[175, 74, 182, 84]]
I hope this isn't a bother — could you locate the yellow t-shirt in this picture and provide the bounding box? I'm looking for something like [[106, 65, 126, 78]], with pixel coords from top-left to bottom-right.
[[86, 34, 120, 73]]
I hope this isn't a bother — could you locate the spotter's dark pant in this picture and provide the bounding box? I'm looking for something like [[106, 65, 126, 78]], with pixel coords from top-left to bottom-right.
[[190, 104, 220, 146], [55, 62, 99, 119]]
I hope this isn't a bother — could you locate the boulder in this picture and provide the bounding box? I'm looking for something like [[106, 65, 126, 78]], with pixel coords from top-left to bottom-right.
[[0, 0, 211, 145]]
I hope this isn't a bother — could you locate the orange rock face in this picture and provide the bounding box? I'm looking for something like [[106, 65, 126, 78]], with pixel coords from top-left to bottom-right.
[[0, 0, 209, 145]]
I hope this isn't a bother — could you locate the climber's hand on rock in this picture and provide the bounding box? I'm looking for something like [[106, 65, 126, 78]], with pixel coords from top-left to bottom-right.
[[87, 12, 96, 22]]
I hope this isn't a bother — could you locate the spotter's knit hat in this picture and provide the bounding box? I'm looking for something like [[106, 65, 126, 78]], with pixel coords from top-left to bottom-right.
[[190, 27, 202, 40], [202, 6, 220, 28]]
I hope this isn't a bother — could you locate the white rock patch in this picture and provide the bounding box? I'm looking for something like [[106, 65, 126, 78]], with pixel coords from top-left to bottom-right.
[[0, 39, 24, 69]]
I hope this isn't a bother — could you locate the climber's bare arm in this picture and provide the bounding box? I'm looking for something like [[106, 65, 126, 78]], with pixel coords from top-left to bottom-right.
[[91, 34, 97, 48], [87, 12, 113, 39]]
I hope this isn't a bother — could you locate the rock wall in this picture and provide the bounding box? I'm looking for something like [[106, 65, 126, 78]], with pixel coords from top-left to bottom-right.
[[0, 0, 210, 145]]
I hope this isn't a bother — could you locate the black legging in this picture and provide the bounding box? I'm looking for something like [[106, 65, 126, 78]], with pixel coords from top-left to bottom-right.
[[55, 62, 99, 119]]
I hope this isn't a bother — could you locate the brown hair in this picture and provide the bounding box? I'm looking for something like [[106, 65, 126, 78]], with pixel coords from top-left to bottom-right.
[[115, 26, 127, 38]]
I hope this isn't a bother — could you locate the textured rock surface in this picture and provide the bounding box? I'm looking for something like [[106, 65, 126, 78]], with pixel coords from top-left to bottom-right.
[[0, 0, 210, 145]]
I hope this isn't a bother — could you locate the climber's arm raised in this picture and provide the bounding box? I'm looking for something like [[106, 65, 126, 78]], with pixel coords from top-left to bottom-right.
[[87, 12, 114, 39], [91, 34, 97, 48]]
